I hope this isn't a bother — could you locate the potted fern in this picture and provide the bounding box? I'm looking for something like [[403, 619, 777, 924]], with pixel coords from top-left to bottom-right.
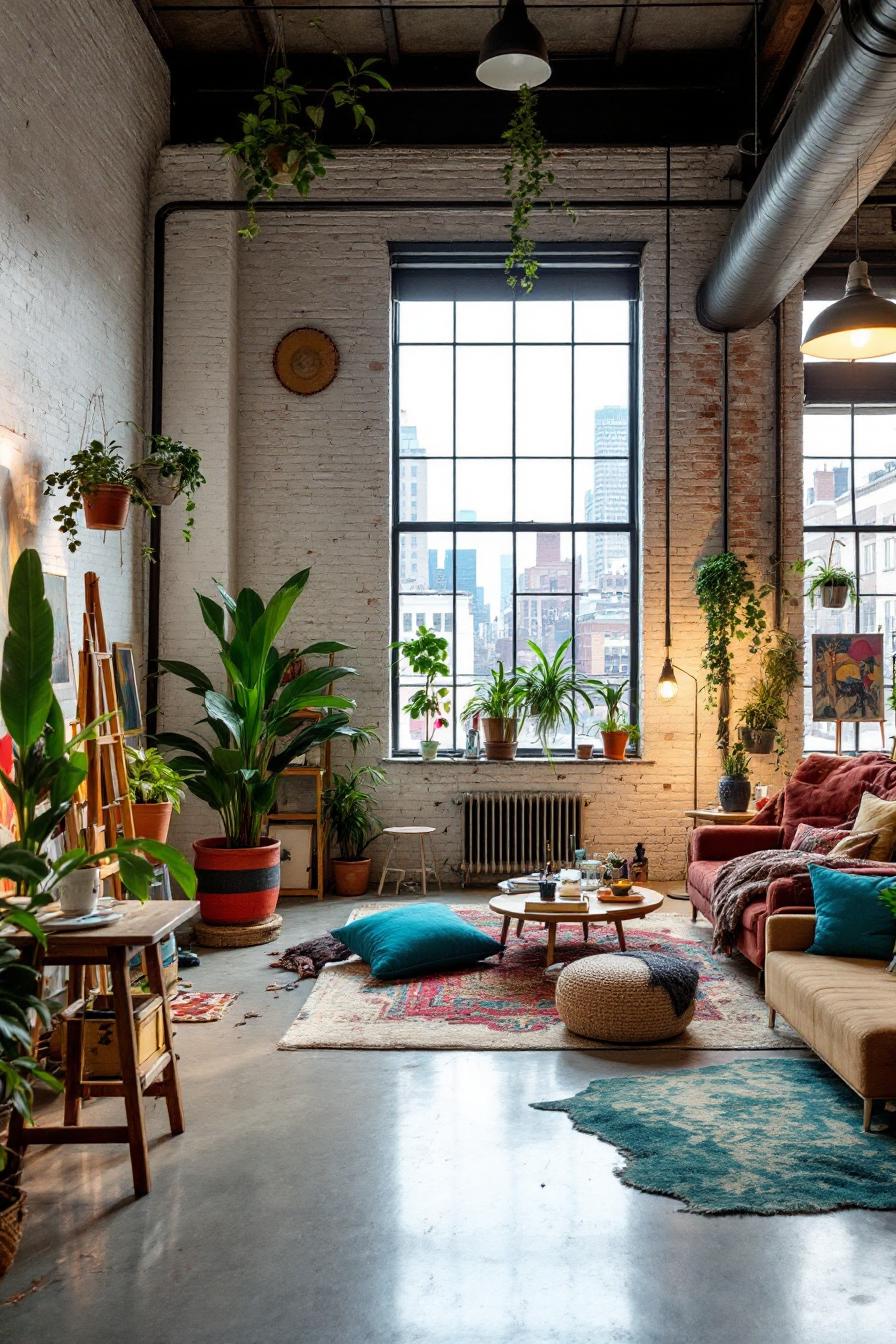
[[802, 538, 857, 609], [515, 638, 592, 758], [322, 760, 385, 896], [462, 662, 525, 761]]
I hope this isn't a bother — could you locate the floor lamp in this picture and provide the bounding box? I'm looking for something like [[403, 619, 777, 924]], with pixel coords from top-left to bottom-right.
[[659, 663, 701, 900]]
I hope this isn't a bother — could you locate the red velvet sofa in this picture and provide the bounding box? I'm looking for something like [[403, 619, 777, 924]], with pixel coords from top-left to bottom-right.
[[686, 752, 896, 969]]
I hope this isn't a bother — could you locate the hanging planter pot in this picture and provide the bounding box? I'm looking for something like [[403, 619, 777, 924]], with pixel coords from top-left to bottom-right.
[[821, 582, 849, 609], [81, 484, 131, 532], [738, 727, 776, 755], [265, 145, 296, 186], [134, 462, 182, 507]]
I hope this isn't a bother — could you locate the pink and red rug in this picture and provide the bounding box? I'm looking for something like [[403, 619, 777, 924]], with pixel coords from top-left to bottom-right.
[[278, 905, 802, 1051]]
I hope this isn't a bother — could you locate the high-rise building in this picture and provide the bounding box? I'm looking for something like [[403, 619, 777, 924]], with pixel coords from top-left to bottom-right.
[[398, 424, 427, 590], [586, 406, 630, 587]]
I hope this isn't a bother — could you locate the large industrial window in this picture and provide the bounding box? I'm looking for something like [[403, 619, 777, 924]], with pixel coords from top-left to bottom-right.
[[390, 243, 641, 756]]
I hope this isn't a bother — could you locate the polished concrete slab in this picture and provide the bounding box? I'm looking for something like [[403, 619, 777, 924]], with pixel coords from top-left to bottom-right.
[[3, 894, 895, 1344]]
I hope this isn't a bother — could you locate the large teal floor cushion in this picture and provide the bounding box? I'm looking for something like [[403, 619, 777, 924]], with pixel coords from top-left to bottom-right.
[[807, 865, 896, 959], [331, 903, 503, 979]]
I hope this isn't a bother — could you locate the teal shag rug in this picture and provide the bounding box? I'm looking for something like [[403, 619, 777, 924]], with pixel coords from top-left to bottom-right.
[[533, 1059, 896, 1216]]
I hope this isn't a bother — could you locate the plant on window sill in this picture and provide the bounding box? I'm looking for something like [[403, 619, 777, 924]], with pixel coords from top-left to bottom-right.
[[501, 84, 575, 293], [390, 625, 451, 760]]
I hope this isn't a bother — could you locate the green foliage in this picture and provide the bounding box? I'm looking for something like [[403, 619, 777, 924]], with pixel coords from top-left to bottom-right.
[[461, 662, 524, 723], [515, 638, 592, 758], [220, 57, 390, 240], [0, 550, 195, 1182], [158, 571, 361, 847], [695, 551, 770, 710], [588, 679, 631, 733], [501, 85, 575, 293], [391, 626, 451, 742], [721, 742, 750, 778], [800, 539, 857, 607], [43, 438, 151, 554], [322, 759, 385, 860], [133, 429, 206, 545], [738, 630, 802, 763], [878, 886, 896, 917], [125, 746, 185, 810]]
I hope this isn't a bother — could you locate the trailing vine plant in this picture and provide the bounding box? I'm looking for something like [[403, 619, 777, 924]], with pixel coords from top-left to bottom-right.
[[695, 551, 771, 752], [501, 85, 575, 292]]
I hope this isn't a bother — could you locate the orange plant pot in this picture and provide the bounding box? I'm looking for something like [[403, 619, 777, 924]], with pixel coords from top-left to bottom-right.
[[82, 485, 131, 531], [331, 858, 371, 898], [600, 730, 630, 761], [193, 836, 281, 924], [131, 802, 173, 845]]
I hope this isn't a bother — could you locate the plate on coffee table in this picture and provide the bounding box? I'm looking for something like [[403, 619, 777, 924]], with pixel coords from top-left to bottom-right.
[[44, 910, 126, 931]]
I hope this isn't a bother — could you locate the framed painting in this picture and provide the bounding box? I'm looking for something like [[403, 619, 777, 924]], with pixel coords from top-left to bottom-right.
[[112, 642, 144, 736], [811, 633, 885, 723], [43, 566, 75, 699]]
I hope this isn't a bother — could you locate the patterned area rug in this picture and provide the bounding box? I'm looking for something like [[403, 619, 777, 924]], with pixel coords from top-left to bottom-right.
[[278, 905, 803, 1051], [533, 1059, 896, 1215]]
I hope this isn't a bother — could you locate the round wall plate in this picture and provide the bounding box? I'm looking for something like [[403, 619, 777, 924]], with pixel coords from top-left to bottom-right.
[[273, 327, 339, 395]]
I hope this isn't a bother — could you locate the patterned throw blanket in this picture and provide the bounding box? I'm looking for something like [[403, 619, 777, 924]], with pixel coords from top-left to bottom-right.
[[710, 850, 884, 954]]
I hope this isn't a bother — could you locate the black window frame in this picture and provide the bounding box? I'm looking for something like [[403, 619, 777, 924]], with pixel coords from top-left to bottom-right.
[[389, 243, 642, 759]]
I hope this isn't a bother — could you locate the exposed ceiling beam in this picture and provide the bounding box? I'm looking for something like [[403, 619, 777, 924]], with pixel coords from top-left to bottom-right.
[[238, 0, 277, 58], [613, 0, 640, 66], [131, 0, 172, 49], [377, 0, 401, 65]]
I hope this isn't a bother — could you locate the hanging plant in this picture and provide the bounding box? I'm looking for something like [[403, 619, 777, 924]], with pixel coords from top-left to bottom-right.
[[501, 85, 574, 292], [220, 52, 390, 240], [695, 551, 771, 711]]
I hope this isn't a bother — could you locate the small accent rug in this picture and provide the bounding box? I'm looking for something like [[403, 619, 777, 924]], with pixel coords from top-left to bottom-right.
[[278, 904, 802, 1051], [170, 991, 237, 1022], [533, 1059, 896, 1215]]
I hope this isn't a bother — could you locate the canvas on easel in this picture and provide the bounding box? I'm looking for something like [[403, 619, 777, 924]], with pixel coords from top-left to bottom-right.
[[811, 633, 886, 752]]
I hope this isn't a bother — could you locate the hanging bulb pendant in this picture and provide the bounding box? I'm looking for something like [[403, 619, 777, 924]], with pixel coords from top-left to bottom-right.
[[476, 0, 552, 91]]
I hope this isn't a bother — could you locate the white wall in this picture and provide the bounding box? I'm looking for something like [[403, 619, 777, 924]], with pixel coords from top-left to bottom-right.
[[153, 144, 805, 879], [0, 0, 169, 716]]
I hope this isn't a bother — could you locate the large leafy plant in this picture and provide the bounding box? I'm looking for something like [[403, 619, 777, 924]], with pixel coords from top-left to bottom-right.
[[515, 637, 592, 756], [462, 662, 524, 723], [391, 626, 451, 742], [0, 550, 196, 1185], [322, 760, 385, 860], [158, 570, 360, 848]]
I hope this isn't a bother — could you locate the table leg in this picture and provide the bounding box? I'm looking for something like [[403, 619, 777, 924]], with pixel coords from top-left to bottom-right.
[[144, 943, 185, 1137], [614, 920, 627, 952], [377, 839, 395, 895], [427, 834, 443, 893], [419, 835, 428, 897], [499, 915, 510, 945], [546, 923, 557, 966], [582, 922, 589, 942], [109, 946, 151, 1198], [515, 919, 524, 937]]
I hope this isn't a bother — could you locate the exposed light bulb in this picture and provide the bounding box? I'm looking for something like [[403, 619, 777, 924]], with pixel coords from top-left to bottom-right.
[[657, 655, 678, 700], [849, 328, 871, 348]]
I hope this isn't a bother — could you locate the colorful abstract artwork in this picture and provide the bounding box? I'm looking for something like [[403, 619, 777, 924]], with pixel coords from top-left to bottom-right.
[[811, 633, 885, 722]]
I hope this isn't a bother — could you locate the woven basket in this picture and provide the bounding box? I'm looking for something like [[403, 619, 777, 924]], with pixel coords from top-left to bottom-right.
[[193, 914, 283, 948], [0, 1184, 26, 1278]]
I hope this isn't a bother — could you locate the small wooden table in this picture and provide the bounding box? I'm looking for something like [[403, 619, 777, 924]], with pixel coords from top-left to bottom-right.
[[4, 900, 197, 1199], [684, 807, 757, 825], [488, 887, 665, 966]]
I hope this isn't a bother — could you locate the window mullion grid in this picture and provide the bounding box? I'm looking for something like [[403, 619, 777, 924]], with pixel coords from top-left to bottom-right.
[[451, 301, 458, 754], [569, 299, 577, 752], [511, 299, 518, 718]]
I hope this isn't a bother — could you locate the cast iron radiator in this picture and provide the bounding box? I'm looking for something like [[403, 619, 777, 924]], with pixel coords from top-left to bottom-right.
[[460, 792, 584, 885]]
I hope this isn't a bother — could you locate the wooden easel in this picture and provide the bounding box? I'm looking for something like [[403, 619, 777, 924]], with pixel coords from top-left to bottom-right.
[[834, 719, 886, 754]]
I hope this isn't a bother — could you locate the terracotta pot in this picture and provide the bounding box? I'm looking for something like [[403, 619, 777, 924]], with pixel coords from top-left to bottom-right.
[[265, 145, 295, 185], [331, 857, 371, 897], [738, 727, 776, 755], [576, 743, 594, 760], [601, 729, 630, 761], [193, 836, 281, 924], [718, 775, 751, 812], [134, 462, 181, 507], [821, 583, 849, 609], [481, 717, 518, 761], [81, 484, 131, 531], [132, 801, 173, 845], [0, 1184, 26, 1278]]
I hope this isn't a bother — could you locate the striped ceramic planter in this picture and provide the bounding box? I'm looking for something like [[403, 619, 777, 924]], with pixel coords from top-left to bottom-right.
[[193, 836, 281, 924]]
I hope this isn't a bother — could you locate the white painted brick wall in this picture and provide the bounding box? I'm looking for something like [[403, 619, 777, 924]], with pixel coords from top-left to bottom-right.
[[153, 144, 806, 880], [0, 0, 168, 713]]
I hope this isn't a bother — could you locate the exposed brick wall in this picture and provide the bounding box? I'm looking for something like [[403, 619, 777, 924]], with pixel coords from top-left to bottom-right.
[[0, 0, 169, 718], [153, 144, 806, 879]]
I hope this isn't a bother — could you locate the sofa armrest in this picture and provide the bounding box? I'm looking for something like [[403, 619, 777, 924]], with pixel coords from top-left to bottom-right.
[[690, 825, 784, 861], [766, 913, 816, 954]]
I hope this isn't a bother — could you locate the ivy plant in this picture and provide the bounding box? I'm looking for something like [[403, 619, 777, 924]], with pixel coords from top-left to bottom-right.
[[501, 85, 575, 292], [43, 438, 151, 553], [695, 552, 770, 708]]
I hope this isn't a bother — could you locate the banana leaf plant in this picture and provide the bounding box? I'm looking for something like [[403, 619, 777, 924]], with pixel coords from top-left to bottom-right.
[[157, 569, 362, 849]]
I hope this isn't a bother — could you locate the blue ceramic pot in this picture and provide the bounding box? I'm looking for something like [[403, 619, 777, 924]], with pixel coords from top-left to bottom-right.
[[718, 775, 751, 813]]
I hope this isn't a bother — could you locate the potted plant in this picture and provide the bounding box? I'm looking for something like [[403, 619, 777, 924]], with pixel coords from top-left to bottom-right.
[[515, 637, 591, 759], [220, 58, 389, 240], [801, 538, 857, 609], [576, 735, 594, 761], [737, 631, 802, 759], [44, 437, 150, 550], [589, 679, 638, 761], [391, 626, 451, 760], [718, 742, 751, 813], [158, 569, 361, 923], [462, 662, 524, 761], [125, 745, 185, 844], [132, 431, 205, 541], [0, 550, 195, 1274], [322, 759, 385, 897], [695, 550, 770, 750]]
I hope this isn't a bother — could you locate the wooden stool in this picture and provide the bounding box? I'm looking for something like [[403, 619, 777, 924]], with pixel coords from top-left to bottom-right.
[[377, 826, 442, 896]]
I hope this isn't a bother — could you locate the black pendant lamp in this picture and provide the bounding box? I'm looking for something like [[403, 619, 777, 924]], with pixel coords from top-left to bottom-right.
[[476, 0, 551, 92]]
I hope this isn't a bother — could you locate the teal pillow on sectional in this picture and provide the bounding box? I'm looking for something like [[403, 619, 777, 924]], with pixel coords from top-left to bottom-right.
[[331, 903, 503, 980], [807, 865, 896, 959]]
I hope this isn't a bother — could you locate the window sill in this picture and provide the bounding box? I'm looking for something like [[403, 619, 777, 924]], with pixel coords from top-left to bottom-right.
[[383, 755, 654, 766]]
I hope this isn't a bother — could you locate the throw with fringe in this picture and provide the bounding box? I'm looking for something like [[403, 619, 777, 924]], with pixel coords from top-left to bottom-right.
[[621, 951, 699, 1016]]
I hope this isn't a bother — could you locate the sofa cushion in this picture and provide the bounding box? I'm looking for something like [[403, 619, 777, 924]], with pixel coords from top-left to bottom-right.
[[807, 866, 896, 960], [789, 822, 852, 854], [331, 903, 503, 980], [852, 791, 896, 860], [686, 859, 722, 903], [778, 753, 896, 846]]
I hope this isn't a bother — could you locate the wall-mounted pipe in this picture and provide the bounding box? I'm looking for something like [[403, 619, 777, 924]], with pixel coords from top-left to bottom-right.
[[697, 0, 896, 332]]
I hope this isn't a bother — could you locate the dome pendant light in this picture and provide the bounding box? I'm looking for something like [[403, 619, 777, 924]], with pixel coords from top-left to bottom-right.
[[476, 0, 551, 92], [801, 172, 896, 360]]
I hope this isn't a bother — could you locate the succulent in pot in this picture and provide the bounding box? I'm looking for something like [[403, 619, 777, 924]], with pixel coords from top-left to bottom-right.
[[588, 679, 638, 760], [514, 638, 592, 760], [157, 569, 363, 923], [131, 430, 205, 539], [718, 742, 751, 813], [322, 758, 385, 897], [462, 662, 525, 761], [44, 437, 149, 550], [125, 745, 185, 845], [801, 539, 857, 610], [391, 625, 451, 760]]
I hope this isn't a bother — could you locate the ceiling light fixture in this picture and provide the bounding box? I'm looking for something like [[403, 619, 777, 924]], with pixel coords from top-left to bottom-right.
[[476, 0, 551, 92]]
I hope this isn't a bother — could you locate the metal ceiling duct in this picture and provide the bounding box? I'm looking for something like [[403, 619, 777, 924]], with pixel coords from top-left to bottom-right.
[[697, 0, 896, 332]]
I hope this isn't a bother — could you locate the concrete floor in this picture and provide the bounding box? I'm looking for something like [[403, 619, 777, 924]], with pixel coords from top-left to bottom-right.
[[3, 892, 895, 1344]]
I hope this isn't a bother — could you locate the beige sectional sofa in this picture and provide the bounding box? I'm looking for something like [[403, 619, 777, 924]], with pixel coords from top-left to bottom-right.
[[765, 914, 896, 1130]]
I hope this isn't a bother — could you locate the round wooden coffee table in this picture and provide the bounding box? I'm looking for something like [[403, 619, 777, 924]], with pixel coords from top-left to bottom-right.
[[488, 887, 665, 966]]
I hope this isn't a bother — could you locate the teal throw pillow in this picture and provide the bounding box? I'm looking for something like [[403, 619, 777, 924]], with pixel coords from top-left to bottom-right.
[[807, 866, 896, 960], [331, 903, 503, 980]]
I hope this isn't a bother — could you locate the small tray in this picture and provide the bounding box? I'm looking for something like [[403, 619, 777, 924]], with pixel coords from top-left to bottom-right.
[[45, 910, 126, 931]]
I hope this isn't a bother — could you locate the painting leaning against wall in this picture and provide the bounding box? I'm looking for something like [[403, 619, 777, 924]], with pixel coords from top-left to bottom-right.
[[811, 633, 885, 723]]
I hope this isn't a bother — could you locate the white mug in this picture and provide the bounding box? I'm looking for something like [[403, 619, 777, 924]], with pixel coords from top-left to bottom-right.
[[58, 868, 100, 916]]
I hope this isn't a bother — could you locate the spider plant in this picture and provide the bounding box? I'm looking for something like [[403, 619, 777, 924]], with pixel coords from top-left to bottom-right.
[[514, 638, 591, 758]]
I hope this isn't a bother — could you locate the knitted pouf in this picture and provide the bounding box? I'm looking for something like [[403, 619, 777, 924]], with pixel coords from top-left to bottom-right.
[[556, 952, 698, 1043]]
